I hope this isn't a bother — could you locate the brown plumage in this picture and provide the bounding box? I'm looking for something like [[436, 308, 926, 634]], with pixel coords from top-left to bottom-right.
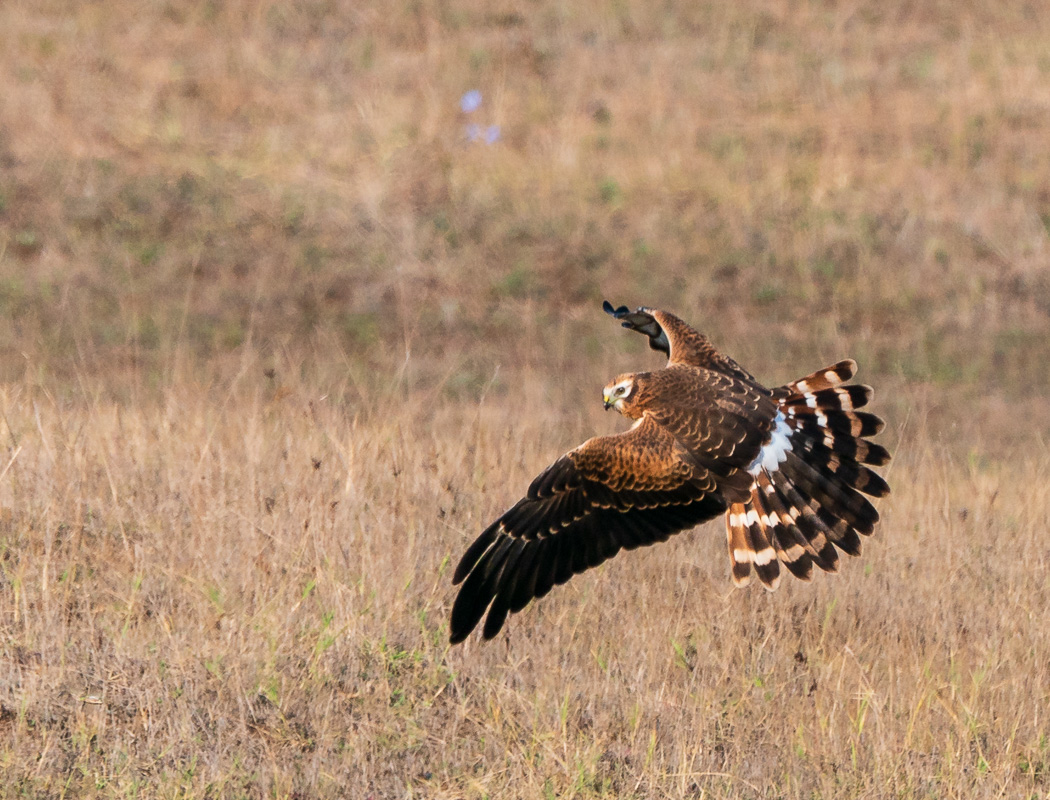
[[448, 302, 891, 644]]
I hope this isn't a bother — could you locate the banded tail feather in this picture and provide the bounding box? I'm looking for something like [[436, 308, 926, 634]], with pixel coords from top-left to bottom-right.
[[726, 362, 890, 589]]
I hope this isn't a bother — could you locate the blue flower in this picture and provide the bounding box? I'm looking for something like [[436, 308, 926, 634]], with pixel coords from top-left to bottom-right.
[[484, 125, 501, 144], [460, 90, 482, 113]]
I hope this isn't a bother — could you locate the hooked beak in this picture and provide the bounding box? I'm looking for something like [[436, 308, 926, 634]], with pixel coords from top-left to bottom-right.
[[603, 392, 613, 410]]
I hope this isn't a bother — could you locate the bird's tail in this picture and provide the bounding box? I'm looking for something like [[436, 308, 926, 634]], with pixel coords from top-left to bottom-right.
[[725, 359, 891, 589]]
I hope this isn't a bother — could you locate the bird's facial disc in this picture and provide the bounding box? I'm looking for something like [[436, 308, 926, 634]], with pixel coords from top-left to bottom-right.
[[602, 377, 634, 412]]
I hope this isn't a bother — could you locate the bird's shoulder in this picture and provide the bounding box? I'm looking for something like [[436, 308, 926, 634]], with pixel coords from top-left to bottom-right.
[[564, 414, 701, 493], [645, 364, 774, 413]]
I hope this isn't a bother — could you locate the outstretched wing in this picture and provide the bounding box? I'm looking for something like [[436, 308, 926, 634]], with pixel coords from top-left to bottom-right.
[[450, 416, 728, 643], [603, 300, 756, 383]]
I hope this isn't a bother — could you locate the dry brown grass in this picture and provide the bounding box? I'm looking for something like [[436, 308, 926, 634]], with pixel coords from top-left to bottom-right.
[[1, 361, 1049, 798], [2, 0, 1050, 797]]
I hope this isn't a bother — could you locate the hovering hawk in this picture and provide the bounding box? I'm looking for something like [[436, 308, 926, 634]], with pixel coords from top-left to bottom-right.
[[449, 302, 890, 644]]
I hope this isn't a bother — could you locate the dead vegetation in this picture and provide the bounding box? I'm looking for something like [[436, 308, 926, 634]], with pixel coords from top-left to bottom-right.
[[1, 0, 1049, 797]]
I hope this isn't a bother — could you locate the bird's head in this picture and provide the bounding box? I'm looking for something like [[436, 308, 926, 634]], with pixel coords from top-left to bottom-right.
[[603, 373, 646, 418]]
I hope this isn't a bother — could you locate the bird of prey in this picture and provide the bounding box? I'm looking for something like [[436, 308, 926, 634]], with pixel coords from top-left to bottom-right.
[[449, 302, 890, 644]]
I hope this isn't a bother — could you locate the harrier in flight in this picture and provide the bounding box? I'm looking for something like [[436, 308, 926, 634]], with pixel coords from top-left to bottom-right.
[[449, 302, 890, 644]]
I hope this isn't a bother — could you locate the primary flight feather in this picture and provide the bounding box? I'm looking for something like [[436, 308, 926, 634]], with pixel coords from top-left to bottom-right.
[[449, 302, 890, 644]]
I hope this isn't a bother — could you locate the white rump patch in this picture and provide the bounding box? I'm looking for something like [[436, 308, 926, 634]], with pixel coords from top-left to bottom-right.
[[748, 411, 793, 476]]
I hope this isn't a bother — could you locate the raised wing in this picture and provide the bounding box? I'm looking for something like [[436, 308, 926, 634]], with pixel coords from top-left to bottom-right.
[[603, 300, 757, 383], [449, 416, 728, 643]]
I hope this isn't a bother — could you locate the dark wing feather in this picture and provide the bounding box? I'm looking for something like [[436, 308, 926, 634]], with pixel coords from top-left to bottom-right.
[[449, 416, 727, 644]]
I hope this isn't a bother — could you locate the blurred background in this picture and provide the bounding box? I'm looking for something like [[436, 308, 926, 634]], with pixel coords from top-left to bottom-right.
[[3, 3, 1050, 796], [1, 0, 1048, 447]]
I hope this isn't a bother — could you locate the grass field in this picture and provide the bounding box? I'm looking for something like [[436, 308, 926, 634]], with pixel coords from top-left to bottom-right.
[[2, 0, 1050, 797]]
